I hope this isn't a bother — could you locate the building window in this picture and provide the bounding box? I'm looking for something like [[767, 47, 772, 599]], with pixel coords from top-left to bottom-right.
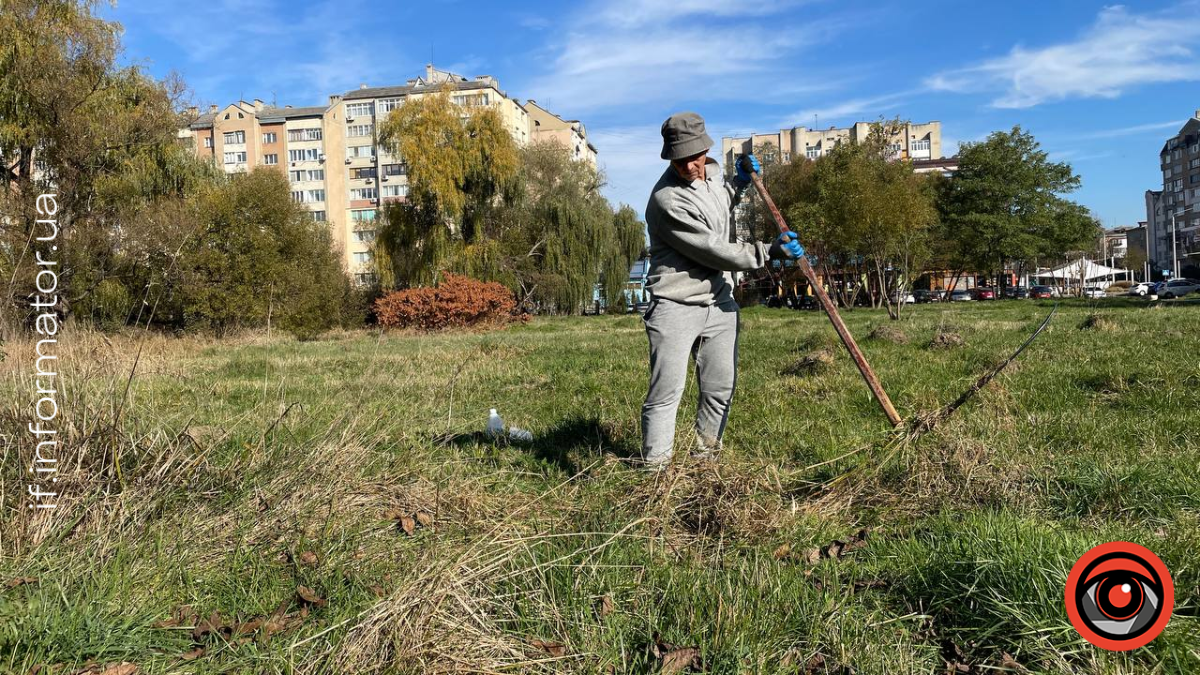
[[203, 136, 213, 148], [377, 98, 401, 113], [309, 210, 326, 222], [354, 272, 378, 286], [351, 209, 377, 222], [350, 167, 377, 179], [382, 163, 407, 176], [289, 148, 321, 162], [352, 251, 373, 264], [353, 229, 376, 242], [223, 131, 245, 145], [263, 132, 277, 144], [350, 187, 378, 200], [263, 154, 278, 165], [308, 189, 325, 202], [348, 124, 374, 137], [290, 169, 324, 181], [346, 102, 375, 117], [910, 139, 930, 152], [348, 145, 375, 159], [805, 146, 819, 159], [223, 151, 247, 164], [452, 93, 489, 107], [287, 128, 323, 142], [1191, 158, 1200, 169], [291, 190, 304, 202], [382, 184, 408, 198]]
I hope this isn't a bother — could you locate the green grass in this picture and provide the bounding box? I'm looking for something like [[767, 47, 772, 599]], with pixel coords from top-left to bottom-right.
[[2, 298, 1199, 673]]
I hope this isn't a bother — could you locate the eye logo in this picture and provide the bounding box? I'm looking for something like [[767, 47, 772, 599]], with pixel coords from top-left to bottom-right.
[[1065, 541, 1173, 651]]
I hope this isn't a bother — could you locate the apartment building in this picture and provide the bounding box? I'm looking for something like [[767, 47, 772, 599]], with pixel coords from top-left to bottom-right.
[[1146, 111, 1200, 277], [721, 120, 942, 167], [182, 64, 587, 285], [525, 99, 597, 166]]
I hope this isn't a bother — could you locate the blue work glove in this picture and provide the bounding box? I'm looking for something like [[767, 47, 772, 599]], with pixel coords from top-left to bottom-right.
[[769, 231, 804, 260], [736, 153, 761, 183]]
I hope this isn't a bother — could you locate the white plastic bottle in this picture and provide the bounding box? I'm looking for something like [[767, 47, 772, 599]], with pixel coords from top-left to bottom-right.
[[486, 409, 505, 438]]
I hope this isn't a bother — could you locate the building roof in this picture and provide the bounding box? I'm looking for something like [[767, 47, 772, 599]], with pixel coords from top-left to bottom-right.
[[187, 103, 329, 129], [257, 105, 328, 122], [342, 79, 495, 101]]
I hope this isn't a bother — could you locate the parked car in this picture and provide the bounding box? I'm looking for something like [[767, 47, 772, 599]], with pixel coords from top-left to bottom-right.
[[889, 290, 916, 304], [950, 289, 973, 302], [1030, 285, 1055, 299], [1128, 282, 1155, 296], [1160, 279, 1200, 298], [1004, 286, 1030, 299], [1083, 286, 1107, 298], [913, 289, 941, 303], [971, 287, 997, 300]]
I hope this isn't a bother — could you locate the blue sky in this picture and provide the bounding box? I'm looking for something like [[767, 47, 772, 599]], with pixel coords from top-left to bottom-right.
[[102, 0, 1200, 228]]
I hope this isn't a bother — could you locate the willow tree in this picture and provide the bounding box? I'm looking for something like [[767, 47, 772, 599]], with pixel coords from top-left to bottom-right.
[[0, 0, 187, 329], [375, 92, 645, 314], [374, 87, 520, 288]]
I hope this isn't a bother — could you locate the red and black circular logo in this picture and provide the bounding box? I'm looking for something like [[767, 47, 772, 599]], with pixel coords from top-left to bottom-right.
[[1065, 541, 1173, 651]]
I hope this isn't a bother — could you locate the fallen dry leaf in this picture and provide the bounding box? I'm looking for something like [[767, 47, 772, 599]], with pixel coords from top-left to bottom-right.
[[192, 611, 227, 642], [96, 665, 137, 675], [773, 544, 791, 560], [529, 639, 567, 657], [652, 635, 702, 674], [4, 577, 37, 589], [596, 595, 615, 618], [414, 511, 433, 527], [296, 585, 327, 607], [179, 648, 204, 661], [659, 647, 702, 674], [398, 515, 416, 536], [383, 508, 404, 521], [298, 551, 319, 567], [999, 652, 1027, 673]]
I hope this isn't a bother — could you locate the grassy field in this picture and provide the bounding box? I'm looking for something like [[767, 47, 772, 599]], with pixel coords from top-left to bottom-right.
[[2, 297, 1198, 674]]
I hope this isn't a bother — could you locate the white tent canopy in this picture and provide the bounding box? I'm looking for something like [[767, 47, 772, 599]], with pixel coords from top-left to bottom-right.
[[1030, 258, 1130, 283]]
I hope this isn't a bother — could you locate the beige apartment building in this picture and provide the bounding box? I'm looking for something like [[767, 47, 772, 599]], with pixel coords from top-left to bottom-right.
[[525, 100, 597, 166], [721, 120, 942, 167], [183, 65, 589, 284]]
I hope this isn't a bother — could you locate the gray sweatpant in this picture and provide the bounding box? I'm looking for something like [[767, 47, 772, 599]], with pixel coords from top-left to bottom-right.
[[641, 296, 741, 465]]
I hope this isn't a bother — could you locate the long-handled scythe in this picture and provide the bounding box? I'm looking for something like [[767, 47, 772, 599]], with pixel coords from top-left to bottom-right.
[[746, 165, 904, 428], [745, 160, 1057, 437]]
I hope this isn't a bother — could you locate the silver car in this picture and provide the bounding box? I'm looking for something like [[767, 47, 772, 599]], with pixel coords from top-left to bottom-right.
[[1160, 279, 1200, 298], [950, 290, 973, 302]]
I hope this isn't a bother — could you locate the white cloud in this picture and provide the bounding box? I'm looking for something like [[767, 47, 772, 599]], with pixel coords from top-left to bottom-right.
[[779, 90, 912, 128], [591, 0, 805, 28], [1066, 120, 1186, 141], [525, 1, 847, 114], [117, 0, 400, 105], [926, 4, 1200, 108]]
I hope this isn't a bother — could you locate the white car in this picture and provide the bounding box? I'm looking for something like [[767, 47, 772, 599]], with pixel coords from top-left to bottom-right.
[[949, 290, 973, 302], [1083, 286, 1107, 299], [889, 291, 916, 304], [1128, 282, 1155, 296], [1160, 279, 1200, 298]]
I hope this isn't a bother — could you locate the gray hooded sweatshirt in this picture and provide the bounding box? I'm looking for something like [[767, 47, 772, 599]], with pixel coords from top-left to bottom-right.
[[644, 158, 770, 306]]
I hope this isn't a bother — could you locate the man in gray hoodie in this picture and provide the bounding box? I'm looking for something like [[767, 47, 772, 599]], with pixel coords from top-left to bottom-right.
[[640, 111, 802, 469]]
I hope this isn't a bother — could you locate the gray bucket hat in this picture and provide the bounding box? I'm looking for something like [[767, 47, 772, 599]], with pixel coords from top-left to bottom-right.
[[660, 111, 714, 160]]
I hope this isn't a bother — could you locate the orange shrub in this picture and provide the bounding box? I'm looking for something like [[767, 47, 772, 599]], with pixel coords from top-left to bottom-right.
[[374, 273, 518, 330]]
